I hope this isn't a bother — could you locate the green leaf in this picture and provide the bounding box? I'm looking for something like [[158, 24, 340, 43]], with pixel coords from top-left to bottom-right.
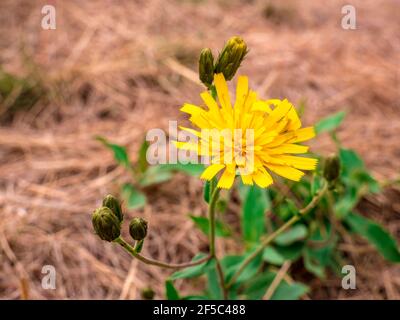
[[244, 271, 308, 300], [263, 246, 286, 265], [335, 148, 381, 218], [311, 172, 323, 196], [244, 271, 275, 299], [339, 148, 380, 193], [121, 183, 146, 209], [345, 212, 400, 262], [165, 280, 180, 300], [203, 180, 211, 204], [170, 254, 214, 280], [339, 148, 364, 173], [241, 185, 270, 243], [303, 223, 337, 278], [274, 242, 304, 261], [96, 136, 130, 169], [275, 224, 308, 246], [303, 248, 326, 279], [334, 185, 359, 218], [270, 282, 309, 300], [207, 266, 223, 299], [223, 250, 263, 284], [138, 139, 150, 173], [315, 111, 346, 134], [216, 199, 228, 214], [189, 215, 231, 237], [158, 163, 205, 176], [139, 165, 172, 187]]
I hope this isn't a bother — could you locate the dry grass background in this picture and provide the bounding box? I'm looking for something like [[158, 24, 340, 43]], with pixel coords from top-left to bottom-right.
[[0, 0, 399, 299]]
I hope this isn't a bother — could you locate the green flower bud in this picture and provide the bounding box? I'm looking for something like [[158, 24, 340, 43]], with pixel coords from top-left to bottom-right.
[[323, 155, 341, 183], [129, 217, 148, 241], [102, 194, 123, 222], [92, 207, 121, 242], [141, 287, 155, 300], [214, 36, 248, 80], [199, 48, 214, 88]]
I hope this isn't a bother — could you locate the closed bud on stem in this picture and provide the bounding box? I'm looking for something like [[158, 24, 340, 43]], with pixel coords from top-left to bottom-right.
[[199, 48, 214, 88], [92, 207, 121, 242], [102, 194, 123, 222], [214, 36, 248, 80], [141, 287, 155, 300], [129, 217, 148, 241], [323, 155, 341, 183]]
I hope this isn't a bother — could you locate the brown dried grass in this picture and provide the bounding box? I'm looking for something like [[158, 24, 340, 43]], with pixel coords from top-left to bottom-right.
[[0, 0, 399, 299]]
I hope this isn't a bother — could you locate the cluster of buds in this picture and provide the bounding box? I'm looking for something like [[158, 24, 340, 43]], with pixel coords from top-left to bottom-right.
[[323, 155, 341, 187], [92, 194, 148, 244], [199, 36, 248, 88]]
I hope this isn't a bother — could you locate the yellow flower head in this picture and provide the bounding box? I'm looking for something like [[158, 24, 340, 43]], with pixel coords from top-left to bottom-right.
[[176, 73, 317, 189]]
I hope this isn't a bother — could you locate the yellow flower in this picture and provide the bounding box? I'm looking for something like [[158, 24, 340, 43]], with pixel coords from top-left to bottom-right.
[[176, 73, 317, 189]]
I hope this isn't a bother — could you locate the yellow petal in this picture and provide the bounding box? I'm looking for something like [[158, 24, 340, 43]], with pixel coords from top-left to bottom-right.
[[181, 103, 204, 115], [255, 130, 278, 145], [266, 164, 305, 181], [217, 165, 236, 189], [267, 144, 309, 154], [239, 171, 253, 185], [214, 73, 232, 111], [266, 99, 282, 107], [173, 141, 199, 151], [286, 104, 301, 131], [264, 99, 292, 129], [273, 155, 318, 170], [200, 91, 219, 114], [264, 132, 296, 147], [235, 76, 249, 106], [252, 169, 273, 188], [200, 163, 225, 180], [189, 114, 211, 129], [289, 127, 315, 143], [251, 100, 272, 113]]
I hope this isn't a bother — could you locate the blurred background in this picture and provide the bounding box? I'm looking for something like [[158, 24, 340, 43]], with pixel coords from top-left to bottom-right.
[[0, 0, 399, 299]]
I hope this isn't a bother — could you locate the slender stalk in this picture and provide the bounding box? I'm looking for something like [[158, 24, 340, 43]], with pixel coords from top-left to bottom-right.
[[207, 185, 228, 299], [114, 237, 211, 269], [307, 190, 336, 248], [226, 181, 328, 288], [215, 259, 228, 299], [208, 186, 221, 256]]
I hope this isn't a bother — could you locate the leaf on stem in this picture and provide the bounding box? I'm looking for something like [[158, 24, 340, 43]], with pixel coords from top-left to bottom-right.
[[240, 184, 270, 243], [139, 166, 172, 187], [96, 136, 131, 169], [244, 271, 309, 300], [165, 280, 180, 300], [189, 215, 231, 238], [158, 163, 205, 176], [315, 111, 346, 134], [170, 254, 214, 280], [203, 180, 211, 203], [138, 139, 150, 173], [345, 212, 400, 262], [274, 224, 308, 246], [121, 183, 146, 209]]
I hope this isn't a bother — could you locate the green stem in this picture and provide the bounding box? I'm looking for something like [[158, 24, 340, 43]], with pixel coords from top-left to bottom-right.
[[226, 181, 328, 289], [114, 237, 211, 269], [134, 239, 144, 253], [208, 186, 221, 256], [207, 185, 228, 299], [215, 258, 228, 299]]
